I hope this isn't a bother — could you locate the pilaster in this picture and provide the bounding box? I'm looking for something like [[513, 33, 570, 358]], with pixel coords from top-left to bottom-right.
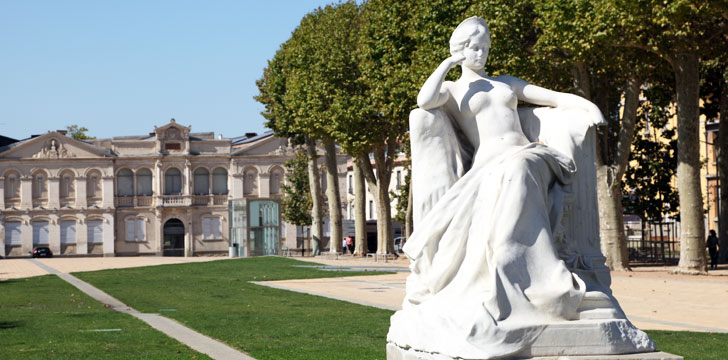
[[102, 213, 114, 256], [102, 176, 114, 208], [48, 215, 60, 255], [259, 173, 271, 198], [77, 215, 88, 254], [231, 174, 244, 199], [0, 220, 6, 257], [76, 177, 87, 208], [48, 177, 60, 209], [20, 216, 32, 254], [0, 177, 5, 209], [183, 159, 191, 196], [20, 177, 32, 209]]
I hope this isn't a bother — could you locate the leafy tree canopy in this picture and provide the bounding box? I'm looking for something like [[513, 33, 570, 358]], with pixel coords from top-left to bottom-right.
[[66, 125, 95, 140]]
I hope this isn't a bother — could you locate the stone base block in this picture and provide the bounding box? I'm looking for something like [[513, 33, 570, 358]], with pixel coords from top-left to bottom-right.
[[387, 343, 682, 360], [387, 319, 675, 360]]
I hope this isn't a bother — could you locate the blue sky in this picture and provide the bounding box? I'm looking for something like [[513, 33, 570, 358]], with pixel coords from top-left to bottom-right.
[[0, 1, 340, 140]]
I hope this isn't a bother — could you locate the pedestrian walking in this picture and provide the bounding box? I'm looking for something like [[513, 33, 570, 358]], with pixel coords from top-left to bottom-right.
[[346, 235, 354, 254], [707, 229, 719, 270]]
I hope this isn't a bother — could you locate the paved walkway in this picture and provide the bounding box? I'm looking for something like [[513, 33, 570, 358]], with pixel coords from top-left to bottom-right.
[[267, 255, 728, 334], [27, 259, 253, 360]]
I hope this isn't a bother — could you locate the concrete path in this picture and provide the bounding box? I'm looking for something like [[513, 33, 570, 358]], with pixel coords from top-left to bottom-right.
[[27, 259, 254, 360], [266, 256, 728, 334]]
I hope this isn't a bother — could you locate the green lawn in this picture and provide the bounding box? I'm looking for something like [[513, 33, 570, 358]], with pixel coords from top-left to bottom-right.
[[0, 275, 209, 360], [75, 257, 394, 359], [6, 257, 723, 359], [646, 330, 728, 360]]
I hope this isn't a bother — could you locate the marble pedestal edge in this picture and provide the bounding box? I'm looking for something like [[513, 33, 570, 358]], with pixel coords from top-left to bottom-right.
[[387, 319, 682, 360]]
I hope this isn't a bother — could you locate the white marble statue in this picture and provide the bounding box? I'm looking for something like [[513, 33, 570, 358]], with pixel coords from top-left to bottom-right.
[[387, 17, 655, 359]]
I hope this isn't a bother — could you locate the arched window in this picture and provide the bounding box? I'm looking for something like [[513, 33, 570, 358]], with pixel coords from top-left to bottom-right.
[[270, 167, 284, 195], [4, 171, 20, 200], [59, 170, 75, 199], [87, 170, 102, 198], [117, 169, 134, 196], [212, 168, 228, 195], [32, 171, 48, 200], [164, 168, 182, 195], [193, 168, 209, 195], [136, 168, 153, 196], [243, 168, 258, 195]]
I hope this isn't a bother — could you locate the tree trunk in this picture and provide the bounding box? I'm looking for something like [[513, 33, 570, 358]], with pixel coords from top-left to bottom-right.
[[596, 77, 640, 271], [571, 62, 591, 99], [375, 176, 394, 254], [306, 138, 323, 256], [358, 140, 396, 255], [671, 52, 707, 274], [353, 159, 368, 256], [405, 173, 413, 239], [596, 171, 631, 270], [323, 138, 342, 254], [718, 68, 728, 264]]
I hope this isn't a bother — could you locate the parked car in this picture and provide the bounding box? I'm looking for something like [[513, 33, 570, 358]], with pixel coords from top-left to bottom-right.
[[394, 237, 406, 254], [32, 246, 53, 258]]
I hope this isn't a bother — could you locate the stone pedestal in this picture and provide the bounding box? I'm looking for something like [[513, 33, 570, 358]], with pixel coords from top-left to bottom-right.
[[386, 343, 682, 360], [387, 319, 680, 360]]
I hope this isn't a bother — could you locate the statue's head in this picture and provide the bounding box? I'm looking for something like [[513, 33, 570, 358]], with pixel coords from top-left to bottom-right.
[[450, 16, 491, 69]]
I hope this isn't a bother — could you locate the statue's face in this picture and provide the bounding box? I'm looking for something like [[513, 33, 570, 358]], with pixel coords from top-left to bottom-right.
[[462, 29, 490, 70]]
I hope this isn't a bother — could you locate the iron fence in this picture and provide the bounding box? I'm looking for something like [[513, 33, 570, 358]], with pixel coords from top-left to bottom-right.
[[626, 220, 680, 265]]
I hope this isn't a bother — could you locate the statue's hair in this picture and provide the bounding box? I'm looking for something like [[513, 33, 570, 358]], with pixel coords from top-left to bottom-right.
[[449, 16, 491, 55]]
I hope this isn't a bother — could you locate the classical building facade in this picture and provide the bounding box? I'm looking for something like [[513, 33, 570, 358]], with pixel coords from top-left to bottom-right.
[[0, 119, 347, 258]]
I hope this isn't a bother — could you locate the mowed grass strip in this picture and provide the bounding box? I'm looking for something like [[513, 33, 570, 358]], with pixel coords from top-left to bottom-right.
[[646, 330, 728, 360], [0, 275, 209, 360], [76, 257, 394, 359]]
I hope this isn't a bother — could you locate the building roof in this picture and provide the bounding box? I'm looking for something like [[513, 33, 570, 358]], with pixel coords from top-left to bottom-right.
[[230, 131, 274, 146]]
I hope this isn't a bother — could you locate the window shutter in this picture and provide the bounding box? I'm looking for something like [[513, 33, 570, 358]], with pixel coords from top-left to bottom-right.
[[88, 220, 103, 244], [61, 221, 76, 244], [213, 217, 221, 239], [5, 222, 21, 244], [33, 222, 49, 244], [126, 219, 135, 241], [136, 218, 145, 241], [203, 218, 211, 240]]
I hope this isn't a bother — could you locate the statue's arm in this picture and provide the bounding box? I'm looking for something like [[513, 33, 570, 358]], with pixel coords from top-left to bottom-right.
[[497, 75, 605, 126], [416, 55, 465, 110]]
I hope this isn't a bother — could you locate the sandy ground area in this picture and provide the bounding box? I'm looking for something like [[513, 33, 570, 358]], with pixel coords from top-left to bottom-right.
[[0, 255, 227, 279], [271, 255, 728, 333]]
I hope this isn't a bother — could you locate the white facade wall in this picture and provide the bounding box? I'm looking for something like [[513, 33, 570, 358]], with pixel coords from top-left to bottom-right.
[[1, 120, 348, 257]]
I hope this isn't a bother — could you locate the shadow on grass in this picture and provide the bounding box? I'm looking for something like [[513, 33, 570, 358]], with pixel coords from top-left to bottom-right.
[[0, 279, 22, 285], [0, 320, 23, 329]]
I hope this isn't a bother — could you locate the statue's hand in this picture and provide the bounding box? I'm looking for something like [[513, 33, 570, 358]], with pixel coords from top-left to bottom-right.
[[445, 53, 466, 68]]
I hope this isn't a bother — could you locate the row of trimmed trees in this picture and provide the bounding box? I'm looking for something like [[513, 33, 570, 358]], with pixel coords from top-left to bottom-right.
[[256, 0, 728, 273]]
